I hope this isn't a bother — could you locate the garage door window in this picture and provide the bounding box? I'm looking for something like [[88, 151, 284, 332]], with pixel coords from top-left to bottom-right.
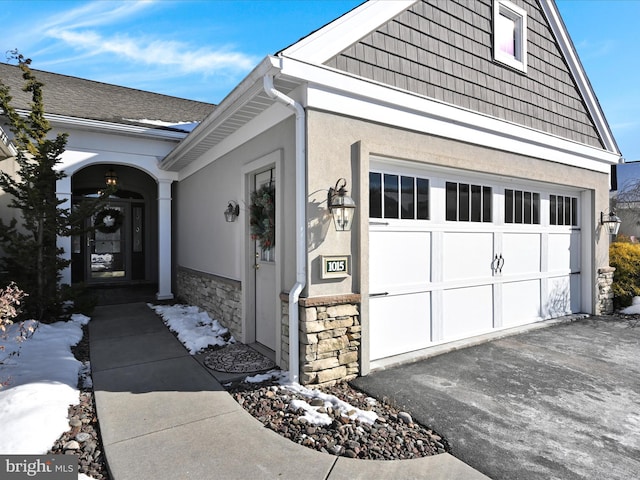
[[505, 189, 540, 224], [550, 194, 578, 226], [369, 172, 429, 220], [446, 182, 492, 222]]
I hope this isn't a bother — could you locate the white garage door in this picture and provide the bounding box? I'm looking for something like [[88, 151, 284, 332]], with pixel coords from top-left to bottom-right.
[[369, 164, 582, 361]]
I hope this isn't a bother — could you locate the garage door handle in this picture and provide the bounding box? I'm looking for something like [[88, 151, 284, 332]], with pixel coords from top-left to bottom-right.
[[370, 292, 389, 297], [491, 254, 505, 275]]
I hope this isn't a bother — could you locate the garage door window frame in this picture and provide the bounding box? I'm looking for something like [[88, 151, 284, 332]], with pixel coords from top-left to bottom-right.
[[369, 170, 430, 221]]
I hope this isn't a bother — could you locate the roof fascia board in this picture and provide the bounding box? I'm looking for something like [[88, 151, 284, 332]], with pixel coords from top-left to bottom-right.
[[12, 109, 188, 141], [280, 0, 418, 64], [278, 58, 618, 173], [177, 101, 292, 181], [161, 56, 282, 170], [539, 0, 619, 155], [308, 85, 615, 174]]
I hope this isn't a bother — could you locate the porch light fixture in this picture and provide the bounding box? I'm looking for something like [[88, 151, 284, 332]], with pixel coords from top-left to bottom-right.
[[600, 210, 621, 236], [105, 168, 118, 187], [224, 200, 240, 222], [328, 178, 356, 232]]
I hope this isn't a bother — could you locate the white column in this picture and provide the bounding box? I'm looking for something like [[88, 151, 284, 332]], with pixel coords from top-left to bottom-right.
[[57, 176, 72, 286], [157, 178, 174, 300]]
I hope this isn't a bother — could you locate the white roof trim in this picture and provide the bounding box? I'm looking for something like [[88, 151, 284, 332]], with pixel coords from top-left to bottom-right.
[[161, 56, 280, 170], [177, 102, 291, 181], [280, 0, 418, 64], [539, 0, 619, 155], [14, 110, 188, 140], [279, 58, 619, 173]]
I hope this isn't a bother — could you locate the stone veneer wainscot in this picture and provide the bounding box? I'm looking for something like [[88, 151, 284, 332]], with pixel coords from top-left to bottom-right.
[[176, 266, 242, 341]]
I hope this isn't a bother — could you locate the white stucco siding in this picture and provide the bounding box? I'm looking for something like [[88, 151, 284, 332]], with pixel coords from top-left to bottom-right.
[[54, 126, 179, 179], [175, 118, 297, 285], [0, 152, 20, 236], [176, 154, 243, 279]]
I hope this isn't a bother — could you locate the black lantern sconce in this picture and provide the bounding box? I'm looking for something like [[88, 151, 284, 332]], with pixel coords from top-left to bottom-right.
[[224, 201, 240, 222], [600, 210, 621, 236], [105, 168, 118, 187], [328, 178, 356, 232]]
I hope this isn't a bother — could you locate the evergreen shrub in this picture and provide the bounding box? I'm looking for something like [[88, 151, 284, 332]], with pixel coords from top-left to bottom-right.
[[610, 241, 640, 308]]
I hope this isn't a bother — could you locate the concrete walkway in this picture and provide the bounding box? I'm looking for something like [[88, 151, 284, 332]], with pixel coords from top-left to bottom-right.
[[90, 302, 490, 480]]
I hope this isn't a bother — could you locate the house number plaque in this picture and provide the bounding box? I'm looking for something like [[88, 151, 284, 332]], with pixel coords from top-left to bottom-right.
[[321, 255, 351, 279]]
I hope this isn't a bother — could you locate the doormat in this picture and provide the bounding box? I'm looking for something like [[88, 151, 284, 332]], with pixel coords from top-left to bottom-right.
[[204, 343, 275, 373]]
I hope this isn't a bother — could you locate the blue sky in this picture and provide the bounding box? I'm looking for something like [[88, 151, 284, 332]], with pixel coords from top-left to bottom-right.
[[1, 0, 639, 163]]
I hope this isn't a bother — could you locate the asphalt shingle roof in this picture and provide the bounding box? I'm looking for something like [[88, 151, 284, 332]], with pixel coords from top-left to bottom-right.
[[0, 63, 216, 132]]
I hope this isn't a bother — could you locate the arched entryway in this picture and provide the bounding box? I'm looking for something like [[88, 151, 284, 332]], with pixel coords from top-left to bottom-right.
[[70, 165, 158, 287]]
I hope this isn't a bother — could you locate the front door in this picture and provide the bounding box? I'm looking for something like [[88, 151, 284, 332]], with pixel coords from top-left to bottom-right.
[[253, 169, 276, 350], [88, 203, 127, 281]]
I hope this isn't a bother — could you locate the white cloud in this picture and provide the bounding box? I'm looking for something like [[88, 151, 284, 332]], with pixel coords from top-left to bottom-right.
[[38, 0, 257, 77], [49, 29, 256, 75], [41, 0, 154, 32]]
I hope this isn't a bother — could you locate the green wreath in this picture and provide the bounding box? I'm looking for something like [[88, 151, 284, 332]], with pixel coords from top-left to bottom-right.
[[94, 208, 123, 234], [250, 184, 275, 250]]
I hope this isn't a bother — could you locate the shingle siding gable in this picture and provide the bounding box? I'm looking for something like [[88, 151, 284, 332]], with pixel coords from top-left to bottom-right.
[[324, 0, 603, 149]]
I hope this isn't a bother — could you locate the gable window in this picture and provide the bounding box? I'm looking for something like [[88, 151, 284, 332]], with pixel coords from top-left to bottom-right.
[[446, 182, 492, 222], [369, 172, 429, 220], [494, 0, 527, 72]]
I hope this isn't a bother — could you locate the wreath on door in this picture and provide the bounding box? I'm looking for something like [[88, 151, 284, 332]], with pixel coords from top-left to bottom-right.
[[94, 208, 123, 234], [249, 184, 275, 250]]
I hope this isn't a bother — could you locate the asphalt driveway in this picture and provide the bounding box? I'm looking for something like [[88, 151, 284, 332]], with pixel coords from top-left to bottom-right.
[[351, 317, 640, 480]]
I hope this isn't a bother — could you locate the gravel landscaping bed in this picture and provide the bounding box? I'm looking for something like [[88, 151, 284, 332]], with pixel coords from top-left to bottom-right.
[[48, 390, 108, 479], [48, 324, 110, 480], [227, 377, 449, 460]]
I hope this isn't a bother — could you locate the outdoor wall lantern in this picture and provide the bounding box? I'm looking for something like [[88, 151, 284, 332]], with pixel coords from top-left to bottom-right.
[[600, 210, 621, 236], [224, 200, 240, 222], [328, 178, 356, 232], [105, 168, 118, 187]]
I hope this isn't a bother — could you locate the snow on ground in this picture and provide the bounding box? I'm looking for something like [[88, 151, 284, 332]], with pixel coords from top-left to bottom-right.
[[243, 370, 378, 426], [151, 305, 377, 427], [0, 302, 373, 479], [620, 296, 640, 314], [0, 314, 89, 458], [148, 303, 234, 353]]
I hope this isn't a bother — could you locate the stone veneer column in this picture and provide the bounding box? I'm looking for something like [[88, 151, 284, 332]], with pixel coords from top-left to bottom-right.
[[281, 294, 361, 386], [596, 266, 616, 315]]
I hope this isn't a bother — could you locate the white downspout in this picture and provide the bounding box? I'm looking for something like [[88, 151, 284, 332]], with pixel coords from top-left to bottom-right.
[[263, 74, 305, 384]]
